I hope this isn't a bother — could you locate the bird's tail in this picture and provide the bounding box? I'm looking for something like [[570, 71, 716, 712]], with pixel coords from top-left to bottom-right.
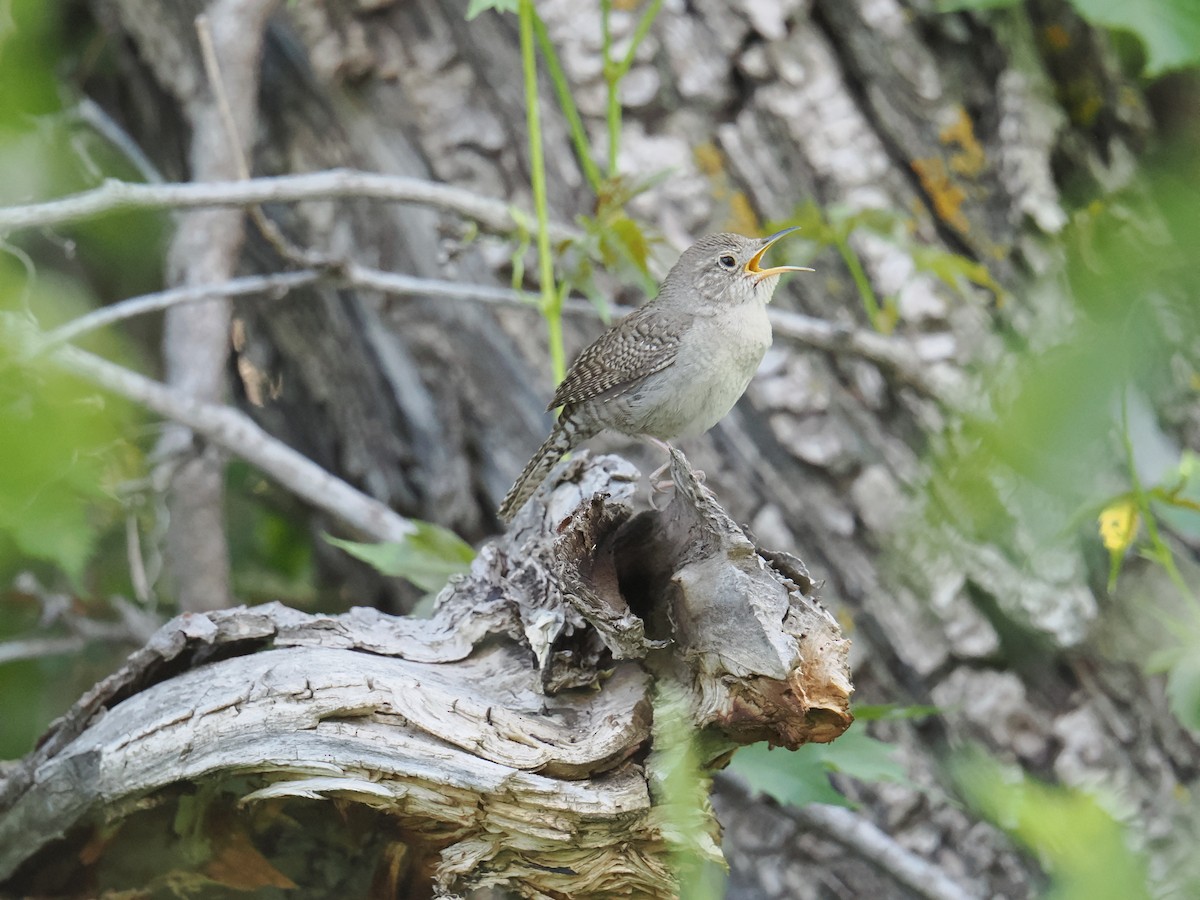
[[498, 417, 593, 522]]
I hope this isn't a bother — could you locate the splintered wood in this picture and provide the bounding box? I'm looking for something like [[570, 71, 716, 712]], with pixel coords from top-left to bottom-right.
[[0, 451, 851, 899]]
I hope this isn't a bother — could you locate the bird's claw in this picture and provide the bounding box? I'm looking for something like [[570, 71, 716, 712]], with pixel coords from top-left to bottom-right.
[[650, 480, 674, 510]]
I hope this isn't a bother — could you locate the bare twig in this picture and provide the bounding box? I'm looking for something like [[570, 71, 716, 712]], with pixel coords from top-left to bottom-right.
[[791, 803, 983, 900], [51, 343, 418, 544], [39, 271, 321, 349], [768, 307, 954, 401], [197, 16, 251, 184], [125, 515, 153, 605], [0, 169, 579, 242], [198, 14, 327, 269], [0, 636, 87, 665], [36, 267, 540, 348], [719, 772, 981, 900], [343, 263, 543, 308], [71, 98, 164, 185], [0, 575, 161, 665], [0, 237, 36, 316], [40, 263, 949, 401]]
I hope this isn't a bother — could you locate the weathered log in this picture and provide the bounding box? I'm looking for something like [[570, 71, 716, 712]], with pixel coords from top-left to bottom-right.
[[0, 453, 851, 897]]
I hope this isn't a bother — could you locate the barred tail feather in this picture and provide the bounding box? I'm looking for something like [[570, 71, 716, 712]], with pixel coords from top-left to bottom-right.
[[498, 419, 591, 522]]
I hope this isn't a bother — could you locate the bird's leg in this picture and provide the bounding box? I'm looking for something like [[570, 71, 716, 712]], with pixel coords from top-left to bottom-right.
[[646, 437, 676, 496]]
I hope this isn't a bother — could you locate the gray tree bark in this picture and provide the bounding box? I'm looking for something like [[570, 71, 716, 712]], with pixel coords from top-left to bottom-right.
[[9, 0, 1196, 897]]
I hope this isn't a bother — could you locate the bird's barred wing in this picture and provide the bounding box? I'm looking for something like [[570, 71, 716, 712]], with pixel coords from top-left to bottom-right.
[[549, 308, 683, 411]]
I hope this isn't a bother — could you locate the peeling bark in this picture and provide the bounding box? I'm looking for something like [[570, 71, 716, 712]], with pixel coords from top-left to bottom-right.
[[0, 454, 851, 897]]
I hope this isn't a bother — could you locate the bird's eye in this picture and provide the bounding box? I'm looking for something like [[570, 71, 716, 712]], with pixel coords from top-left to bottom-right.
[[718, 254, 737, 269]]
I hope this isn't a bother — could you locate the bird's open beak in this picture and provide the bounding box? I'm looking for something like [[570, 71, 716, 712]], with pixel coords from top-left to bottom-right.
[[745, 226, 813, 283]]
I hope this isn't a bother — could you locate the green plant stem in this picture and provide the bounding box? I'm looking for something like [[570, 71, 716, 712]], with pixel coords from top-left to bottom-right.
[[1120, 389, 1198, 612], [519, 0, 565, 383], [601, 0, 619, 178], [833, 234, 884, 330], [601, 0, 663, 179], [617, 0, 663, 79], [531, 11, 603, 193]]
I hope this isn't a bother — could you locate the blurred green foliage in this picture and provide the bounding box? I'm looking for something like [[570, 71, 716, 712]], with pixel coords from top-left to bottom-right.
[[0, 0, 59, 121], [730, 705, 923, 809], [324, 523, 475, 596], [646, 684, 727, 900], [0, 348, 131, 583], [0, 0, 150, 588], [938, 0, 1200, 75], [226, 463, 317, 607], [0, 2, 1196, 898], [955, 752, 1156, 900], [0, 0, 332, 757], [926, 153, 1200, 732]]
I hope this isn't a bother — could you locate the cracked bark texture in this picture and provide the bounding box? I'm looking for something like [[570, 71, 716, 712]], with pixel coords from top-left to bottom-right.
[[57, 0, 1199, 897], [0, 454, 851, 897]]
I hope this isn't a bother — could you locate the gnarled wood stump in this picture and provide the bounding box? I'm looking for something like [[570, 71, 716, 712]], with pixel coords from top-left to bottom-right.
[[0, 453, 851, 898]]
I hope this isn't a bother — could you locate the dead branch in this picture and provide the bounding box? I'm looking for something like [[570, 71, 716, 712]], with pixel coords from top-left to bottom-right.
[[0, 451, 852, 898], [52, 344, 418, 544], [42, 260, 944, 399], [791, 802, 983, 900], [0, 169, 578, 242]]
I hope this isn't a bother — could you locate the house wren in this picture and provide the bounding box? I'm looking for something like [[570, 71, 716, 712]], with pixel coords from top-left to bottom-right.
[[498, 227, 809, 522]]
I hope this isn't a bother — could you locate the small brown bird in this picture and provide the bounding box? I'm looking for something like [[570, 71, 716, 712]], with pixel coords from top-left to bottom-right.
[[498, 228, 808, 521]]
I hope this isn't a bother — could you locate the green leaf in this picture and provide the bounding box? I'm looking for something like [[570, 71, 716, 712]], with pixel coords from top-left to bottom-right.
[[732, 723, 914, 810], [782, 201, 835, 246], [607, 215, 651, 276], [325, 522, 475, 593], [819, 728, 911, 786], [466, 0, 518, 20], [731, 742, 854, 808], [851, 703, 940, 722], [1070, 0, 1200, 75], [826, 204, 903, 240], [0, 351, 131, 584], [911, 243, 1003, 297], [0, 0, 63, 121]]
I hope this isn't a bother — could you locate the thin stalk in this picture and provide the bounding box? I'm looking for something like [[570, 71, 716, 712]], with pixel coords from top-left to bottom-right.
[[519, 0, 565, 383], [601, 0, 618, 178], [616, 0, 663, 79], [531, 11, 603, 193], [603, 0, 663, 178], [834, 234, 885, 331], [1120, 388, 1198, 611]]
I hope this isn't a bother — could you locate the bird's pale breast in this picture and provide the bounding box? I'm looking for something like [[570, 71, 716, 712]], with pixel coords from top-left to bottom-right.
[[619, 303, 771, 440]]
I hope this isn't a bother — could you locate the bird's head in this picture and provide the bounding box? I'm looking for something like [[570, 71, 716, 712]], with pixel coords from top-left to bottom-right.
[[665, 227, 811, 308]]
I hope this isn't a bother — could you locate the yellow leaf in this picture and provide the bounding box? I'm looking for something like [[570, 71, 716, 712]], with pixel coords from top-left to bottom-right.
[[1098, 500, 1139, 552]]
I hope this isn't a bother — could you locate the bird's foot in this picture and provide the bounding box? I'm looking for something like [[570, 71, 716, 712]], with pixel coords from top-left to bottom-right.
[[650, 479, 674, 510]]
